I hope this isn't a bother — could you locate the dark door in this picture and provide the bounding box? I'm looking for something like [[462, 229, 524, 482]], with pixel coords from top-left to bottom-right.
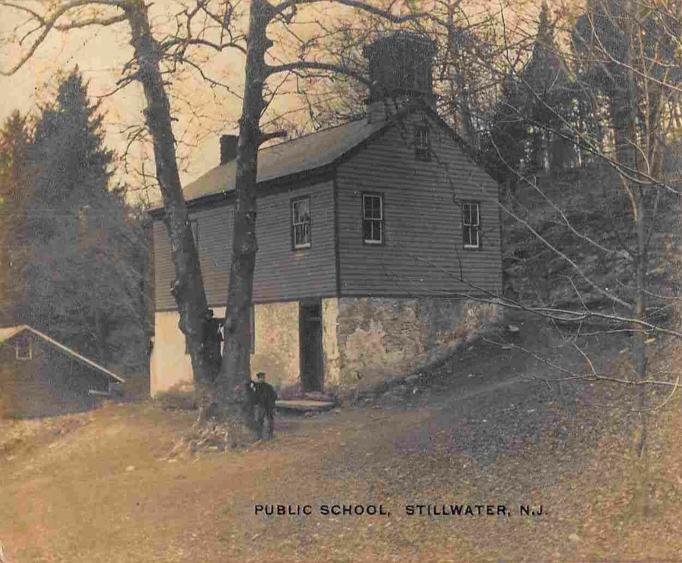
[[299, 302, 323, 392]]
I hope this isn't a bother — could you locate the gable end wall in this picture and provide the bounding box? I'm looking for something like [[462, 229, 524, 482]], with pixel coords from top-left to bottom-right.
[[336, 113, 502, 296]]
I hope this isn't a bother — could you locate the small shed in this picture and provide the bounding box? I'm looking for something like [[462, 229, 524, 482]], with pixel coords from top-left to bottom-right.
[[0, 325, 125, 418]]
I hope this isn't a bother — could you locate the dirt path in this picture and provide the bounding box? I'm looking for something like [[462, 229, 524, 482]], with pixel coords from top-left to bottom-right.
[[1, 324, 681, 562]]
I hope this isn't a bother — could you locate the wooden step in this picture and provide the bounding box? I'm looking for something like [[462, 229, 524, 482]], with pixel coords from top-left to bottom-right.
[[275, 400, 336, 413]]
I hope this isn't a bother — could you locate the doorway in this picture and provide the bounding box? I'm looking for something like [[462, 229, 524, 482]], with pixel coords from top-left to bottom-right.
[[299, 301, 324, 392]]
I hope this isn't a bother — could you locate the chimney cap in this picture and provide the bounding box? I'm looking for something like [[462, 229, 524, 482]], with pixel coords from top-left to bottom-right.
[[363, 31, 436, 59], [363, 31, 436, 107]]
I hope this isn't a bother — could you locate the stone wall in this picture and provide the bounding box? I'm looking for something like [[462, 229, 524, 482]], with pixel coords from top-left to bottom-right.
[[321, 298, 341, 389], [335, 297, 498, 390], [251, 301, 300, 391]]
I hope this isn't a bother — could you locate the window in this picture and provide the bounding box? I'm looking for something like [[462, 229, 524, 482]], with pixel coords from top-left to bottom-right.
[[190, 219, 199, 246], [291, 197, 311, 249], [462, 202, 481, 249], [362, 193, 384, 244], [415, 125, 431, 161], [15, 335, 32, 360]]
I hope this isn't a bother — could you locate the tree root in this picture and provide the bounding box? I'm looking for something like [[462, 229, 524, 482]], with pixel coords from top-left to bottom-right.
[[166, 416, 256, 458]]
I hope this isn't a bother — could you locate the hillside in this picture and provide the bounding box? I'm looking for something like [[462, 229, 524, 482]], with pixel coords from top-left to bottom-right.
[[502, 164, 681, 319], [1, 316, 682, 561]]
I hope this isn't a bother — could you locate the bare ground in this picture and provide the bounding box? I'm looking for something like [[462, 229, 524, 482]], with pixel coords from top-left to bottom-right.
[[1, 318, 681, 562]]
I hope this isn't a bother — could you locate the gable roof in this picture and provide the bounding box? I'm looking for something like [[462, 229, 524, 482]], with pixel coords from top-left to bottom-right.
[[0, 325, 125, 383], [150, 117, 389, 211]]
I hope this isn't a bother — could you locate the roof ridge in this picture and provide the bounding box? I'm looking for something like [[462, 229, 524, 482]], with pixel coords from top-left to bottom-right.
[[250, 116, 368, 156]]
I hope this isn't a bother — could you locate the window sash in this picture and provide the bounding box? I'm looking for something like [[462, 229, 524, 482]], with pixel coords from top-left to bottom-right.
[[16, 338, 31, 360], [462, 203, 480, 248], [292, 198, 311, 248], [415, 126, 431, 159], [362, 194, 383, 243], [415, 128, 429, 150]]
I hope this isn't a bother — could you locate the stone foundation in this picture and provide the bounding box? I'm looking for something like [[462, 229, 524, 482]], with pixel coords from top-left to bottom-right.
[[150, 297, 498, 398], [250, 301, 300, 391], [335, 297, 498, 390]]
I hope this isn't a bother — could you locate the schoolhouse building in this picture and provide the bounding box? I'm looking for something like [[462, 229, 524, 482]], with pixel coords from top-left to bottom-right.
[[149, 32, 502, 397]]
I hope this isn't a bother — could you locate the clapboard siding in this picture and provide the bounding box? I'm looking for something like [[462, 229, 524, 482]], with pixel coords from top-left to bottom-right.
[[336, 113, 502, 296], [153, 180, 337, 310], [254, 181, 337, 301]]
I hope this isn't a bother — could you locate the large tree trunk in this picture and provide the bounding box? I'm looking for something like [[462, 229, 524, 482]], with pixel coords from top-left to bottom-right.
[[125, 2, 217, 402], [216, 0, 274, 427]]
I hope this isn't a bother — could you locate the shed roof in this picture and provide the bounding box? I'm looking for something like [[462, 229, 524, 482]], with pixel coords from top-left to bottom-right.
[[151, 117, 389, 210], [0, 325, 125, 383]]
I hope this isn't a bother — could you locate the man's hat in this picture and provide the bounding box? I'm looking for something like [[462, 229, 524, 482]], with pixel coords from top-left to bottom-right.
[[256, 371, 266, 378]]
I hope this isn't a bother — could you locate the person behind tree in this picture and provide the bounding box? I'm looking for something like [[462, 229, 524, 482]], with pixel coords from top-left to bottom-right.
[[246, 371, 278, 440], [204, 309, 223, 374]]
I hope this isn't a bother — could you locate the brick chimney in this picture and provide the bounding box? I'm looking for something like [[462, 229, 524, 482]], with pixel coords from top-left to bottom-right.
[[220, 134, 238, 165], [363, 31, 436, 122]]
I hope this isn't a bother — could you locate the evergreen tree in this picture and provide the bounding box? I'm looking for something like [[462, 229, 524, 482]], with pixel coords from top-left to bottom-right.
[[520, 3, 576, 173], [483, 4, 580, 184], [0, 111, 31, 326], [482, 74, 528, 184], [19, 69, 148, 370]]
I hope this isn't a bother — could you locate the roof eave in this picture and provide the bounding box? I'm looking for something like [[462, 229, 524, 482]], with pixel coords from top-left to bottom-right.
[[148, 119, 394, 217], [24, 326, 126, 383]]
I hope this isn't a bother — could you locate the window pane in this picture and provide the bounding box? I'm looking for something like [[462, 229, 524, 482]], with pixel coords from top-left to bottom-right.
[[374, 220, 383, 242], [363, 196, 372, 219], [300, 199, 310, 221], [293, 199, 309, 223], [371, 196, 381, 219], [364, 195, 383, 220], [363, 219, 373, 241], [463, 226, 472, 246]]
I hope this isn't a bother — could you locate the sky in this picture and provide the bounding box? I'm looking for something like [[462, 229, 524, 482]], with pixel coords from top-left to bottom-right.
[[0, 0, 545, 203], [0, 2, 249, 202]]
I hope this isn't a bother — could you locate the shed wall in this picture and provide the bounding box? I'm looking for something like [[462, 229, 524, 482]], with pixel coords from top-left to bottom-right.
[[0, 337, 108, 418]]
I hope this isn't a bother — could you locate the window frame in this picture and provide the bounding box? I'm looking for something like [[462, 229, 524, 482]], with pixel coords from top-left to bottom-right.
[[190, 219, 199, 247], [461, 201, 481, 250], [362, 192, 385, 245], [414, 124, 431, 161], [15, 336, 32, 361], [291, 196, 312, 250]]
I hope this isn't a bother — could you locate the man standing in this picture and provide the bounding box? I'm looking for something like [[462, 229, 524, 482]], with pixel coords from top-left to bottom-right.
[[247, 371, 278, 440], [204, 310, 224, 374]]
